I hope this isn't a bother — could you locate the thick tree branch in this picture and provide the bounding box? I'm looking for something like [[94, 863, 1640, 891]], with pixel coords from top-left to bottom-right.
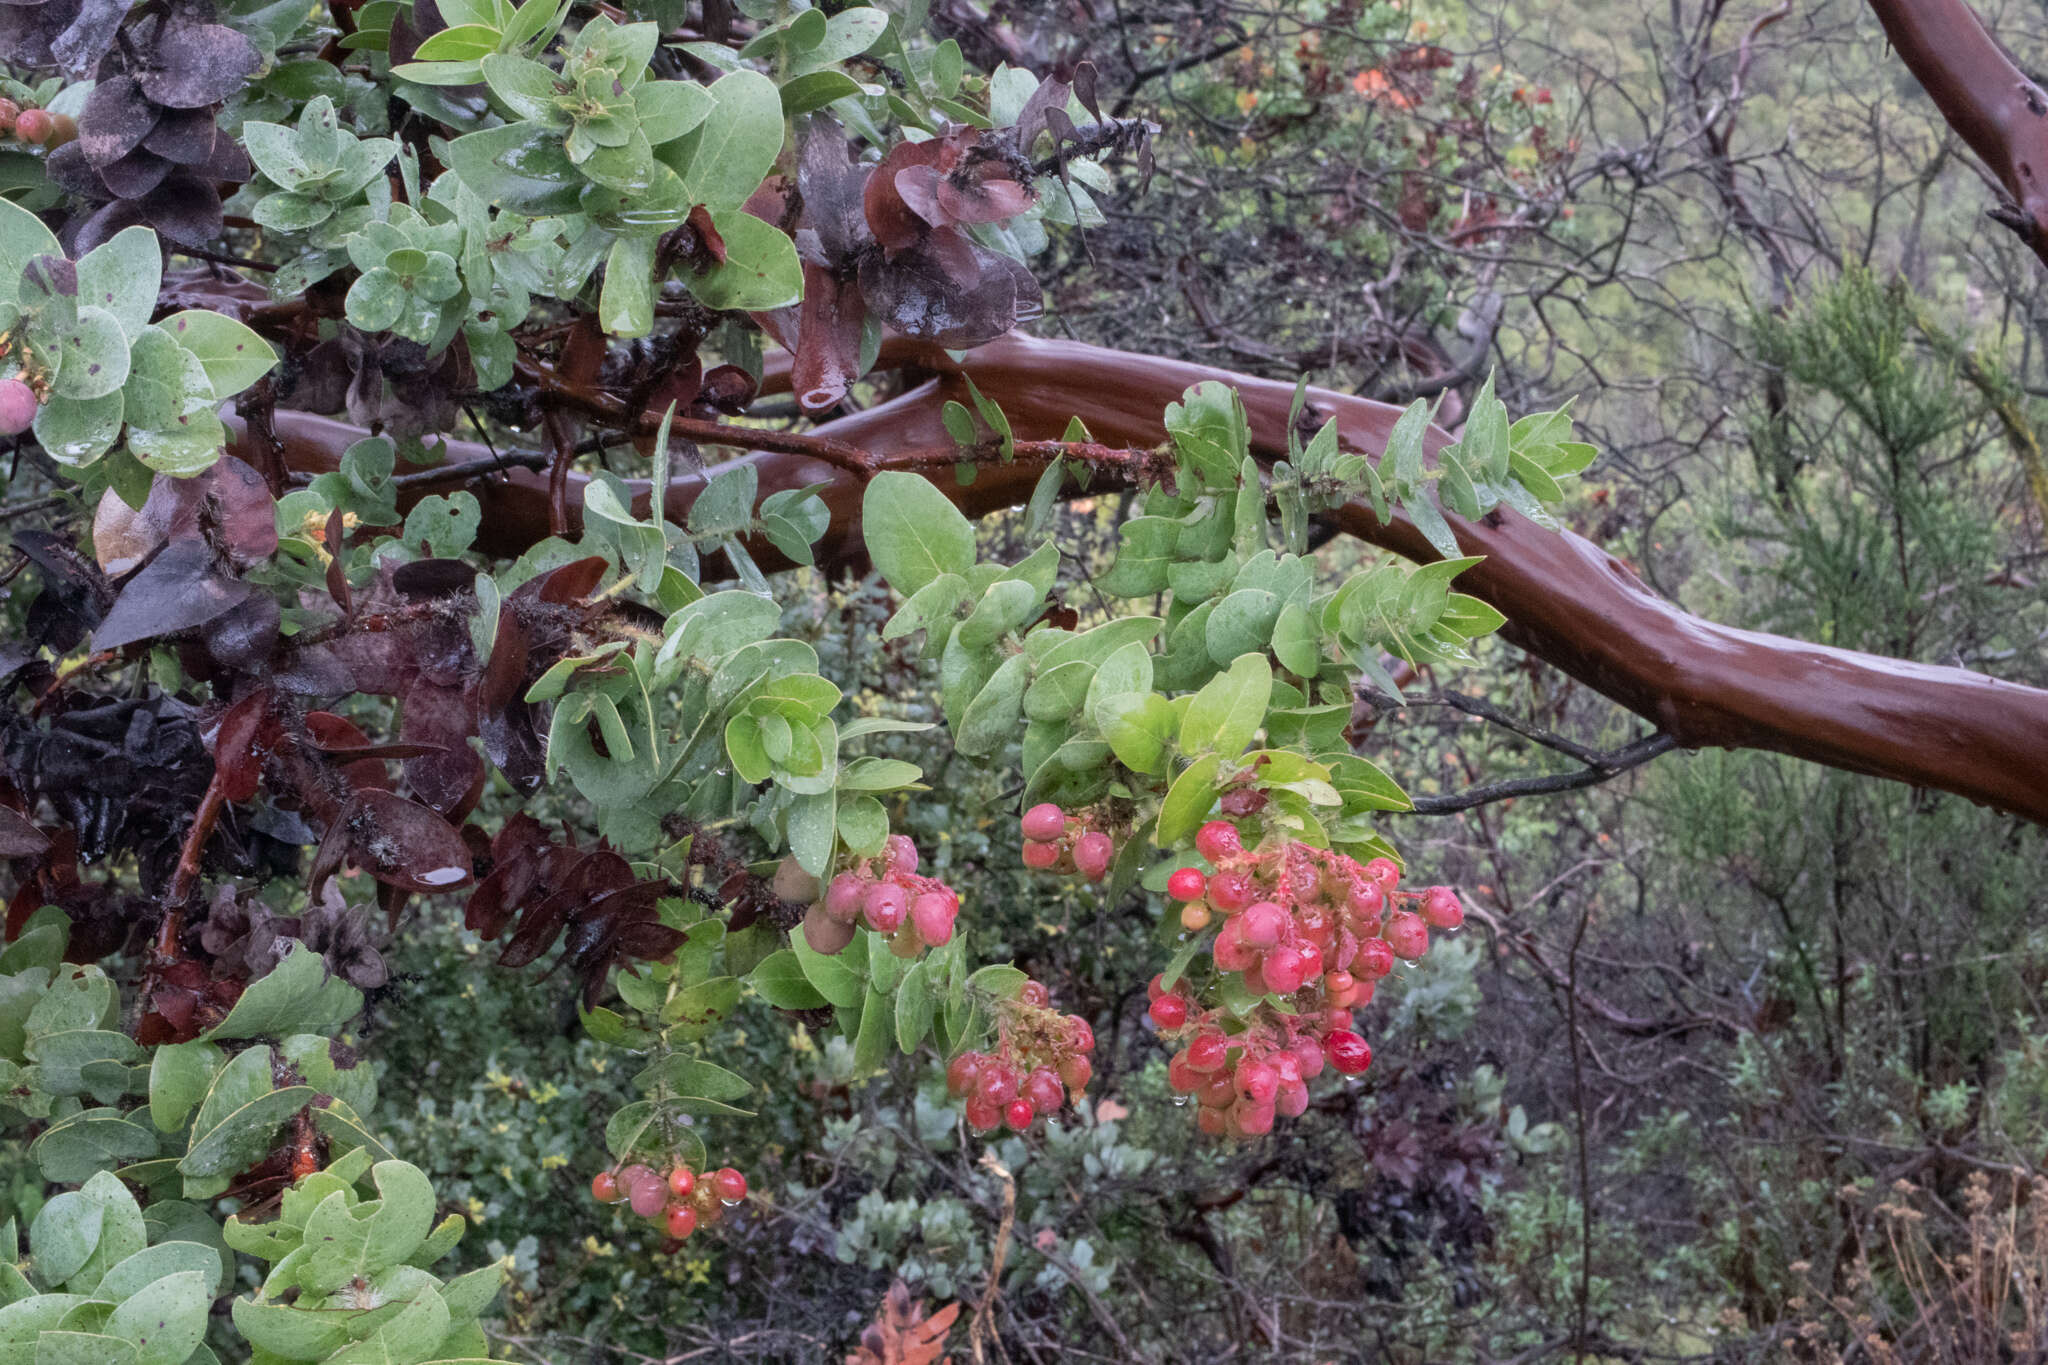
[[1865, 0, 2048, 267], [229, 331, 2048, 826]]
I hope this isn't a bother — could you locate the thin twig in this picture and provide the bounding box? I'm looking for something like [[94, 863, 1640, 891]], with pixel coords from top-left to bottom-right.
[[1403, 733, 1678, 814]]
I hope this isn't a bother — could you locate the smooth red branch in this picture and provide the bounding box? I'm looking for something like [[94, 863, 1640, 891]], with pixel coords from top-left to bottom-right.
[[1865, 0, 2048, 264], [230, 332, 2048, 826]]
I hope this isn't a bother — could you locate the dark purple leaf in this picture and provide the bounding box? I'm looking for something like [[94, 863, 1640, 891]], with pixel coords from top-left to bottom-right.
[[860, 237, 1037, 349], [94, 538, 253, 651], [0, 806, 49, 859], [201, 590, 280, 673], [137, 22, 261, 109], [98, 147, 173, 202], [42, 142, 101, 198], [79, 76, 158, 169], [391, 558, 476, 600], [796, 119, 869, 260], [143, 106, 218, 166], [339, 789, 473, 892], [17, 528, 113, 652], [136, 173, 224, 248], [48, 0, 122, 77], [399, 678, 483, 817]]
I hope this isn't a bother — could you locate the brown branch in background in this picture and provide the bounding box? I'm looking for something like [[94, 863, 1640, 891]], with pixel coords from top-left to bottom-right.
[[231, 330, 2048, 827], [1864, 0, 2048, 267], [541, 407, 577, 539]]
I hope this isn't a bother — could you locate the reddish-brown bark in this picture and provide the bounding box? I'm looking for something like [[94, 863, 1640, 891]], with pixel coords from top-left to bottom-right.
[[1865, 0, 2048, 265], [234, 331, 2048, 825]]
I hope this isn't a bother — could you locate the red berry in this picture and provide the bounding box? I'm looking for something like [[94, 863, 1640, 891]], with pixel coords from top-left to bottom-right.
[[1195, 821, 1241, 864], [0, 379, 37, 437], [1019, 980, 1050, 1008], [1235, 1059, 1278, 1106], [1149, 994, 1188, 1029], [1422, 886, 1464, 929], [665, 1206, 698, 1239], [824, 872, 865, 922], [1021, 803, 1066, 841], [1296, 941, 1325, 982], [976, 1065, 1019, 1106], [666, 1166, 695, 1198], [1263, 944, 1308, 994], [1167, 867, 1207, 902], [1386, 911, 1430, 960], [1004, 1098, 1036, 1130], [1271, 1052, 1302, 1086], [1064, 1015, 1095, 1052], [1348, 880, 1386, 918], [1074, 831, 1114, 881], [1327, 1030, 1373, 1074], [1022, 839, 1060, 869], [1058, 1055, 1093, 1092], [1198, 1072, 1237, 1108], [1354, 937, 1395, 979], [947, 1052, 985, 1097], [13, 108, 51, 144], [1325, 970, 1358, 1007], [1167, 1052, 1201, 1093], [1146, 973, 1167, 1000], [1208, 871, 1253, 912], [711, 1167, 747, 1203], [1186, 1034, 1228, 1073], [862, 882, 908, 934], [1323, 1008, 1356, 1035], [910, 890, 956, 945], [590, 1171, 620, 1203], [965, 1096, 1002, 1131], [1296, 904, 1335, 947], [1024, 1067, 1064, 1114]]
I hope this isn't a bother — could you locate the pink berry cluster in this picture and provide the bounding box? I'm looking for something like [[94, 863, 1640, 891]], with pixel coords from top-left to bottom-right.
[[1143, 820, 1464, 1138], [1150, 970, 1368, 1137], [944, 979, 1097, 1133], [1175, 820, 1461, 999], [804, 834, 960, 959], [591, 1159, 749, 1244], [1018, 802, 1118, 881]]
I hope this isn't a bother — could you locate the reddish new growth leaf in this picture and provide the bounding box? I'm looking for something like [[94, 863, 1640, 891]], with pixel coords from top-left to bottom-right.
[[846, 1281, 959, 1365], [465, 813, 686, 1006]]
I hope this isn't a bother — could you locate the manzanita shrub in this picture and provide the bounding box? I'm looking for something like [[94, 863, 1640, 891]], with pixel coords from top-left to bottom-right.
[[0, 0, 1598, 1354]]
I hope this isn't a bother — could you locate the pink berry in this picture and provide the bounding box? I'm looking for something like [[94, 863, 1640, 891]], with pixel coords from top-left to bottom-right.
[[590, 1171, 620, 1202], [1348, 880, 1386, 918], [1323, 1008, 1356, 1035], [1167, 867, 1207, 902], [1187, 1034, 1228, 1073], [862, 884, 908, 935], [1296, 941, 1325, 981], [1235, 1059, 1278, 1106], [1149, 994, 1188, 1029], [1059, 1055, 1093, 1092], [1386, 910, 1430, 960], [1212, 919, 1257, 972], [946, 1052, 984, 1097], [1262, 944, 1307, 994], [824, 873, 866, 922], [1022, 839, 1060, 869], [1207, 871, 1253, 912], [1167, 1053, 1201, 1093], [910, 890, 956, 945], [1296, 905, 1334, 947], [1231, 1099, 1276, 1136], [1195, 821, 1241, 864], [1064, 1015, 1095, 1052], [711, 1168, 747, 1203], [1327, 1030, 1373, 1074], [1019, 980, 1050, 1007], [1422, 886, 1464, 929], [976, 1065, 1019, 1107], [665, 1206, 698, 1238], [1198, 1072, 1237, 1108], [1021, 803, 1066, 841], [1276, 1081, 1309, 1118], [1291, 1038, 1325, 1079], [1074, 831, 1114, 881], [1325, 970, 1358, 1008], [1364, 857, 1400, 891], [1354, 938, 1395, 979], [628, 1172, 667, 1218], [884, 834, 919, 876], [1239, 902, 1287, 950], [1196, 1104, 1228, 1136], [0, 379, 36, 437], [1271, 1052, 1302, 1086], [1024, 1067, 1064, 1114]]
